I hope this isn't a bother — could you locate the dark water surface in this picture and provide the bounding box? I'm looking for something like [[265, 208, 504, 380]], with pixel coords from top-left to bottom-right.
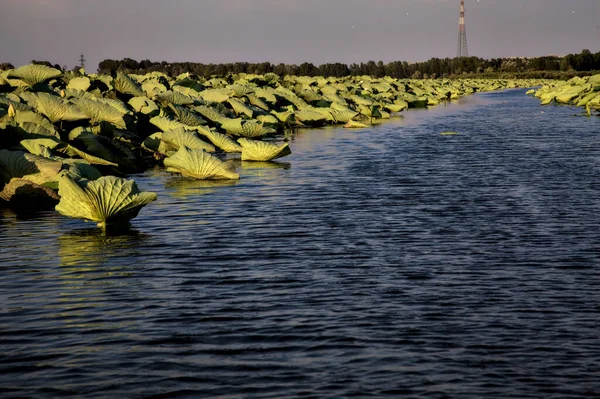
[[1, 89, 600, 398]]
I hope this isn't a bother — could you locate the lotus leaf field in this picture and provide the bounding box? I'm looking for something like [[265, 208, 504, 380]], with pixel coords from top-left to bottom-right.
[[1, 63, 596, 228]]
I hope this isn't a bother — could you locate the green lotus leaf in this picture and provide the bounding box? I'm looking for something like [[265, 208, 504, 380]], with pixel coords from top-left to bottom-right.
[[274, 88, 309, 109], [221, 119, 274, 138], [228, 84, 254, 98], [199, 88, 231, 103], [10, 110, 60, 138], [168, 104, 207, 126], [172, 86, 207, 102], [155, 90, 196, 106], [254, 87, 278, 104], [323, 93, 349, 106], [554, 86, 586, 104], [329, 109, 359, 123], [195, 126, 242, 153], [71, 132, 137, 169], [67, 76, 91, 92], [20, 138, 61, 156], [0, 149, 62, 186], [164, 146, 239, 180], [12, 120, 60, 140], [256, 114, 279, 125], [294, 109, 328, 125], [161, 127, 215, 153], [298, 89, 322, 103], [7, 64, 62, 87], [66, 162, 102, 181], [193, 105, 230, 124], [142, 132, 162, 152], [149, 115, 188, 132], [173, 78, 205, 93], [128, 96, 159, 115], [387, 100, 409, 112], [55, 174, 157, 228], [114, 72, 145, 97], [350, 95, 374, 106], [58, 143, 119, 167], [247, 94, 270, 111], [228, 98, 254, 118], [20, 92, 88, 124], [270, 110, 295, 124], [0, 94, 32, 112], [71, 97, 127, 128], [343, 120, 370, 129], [237, 138, 291, 162], [142, 81, 168, 97]]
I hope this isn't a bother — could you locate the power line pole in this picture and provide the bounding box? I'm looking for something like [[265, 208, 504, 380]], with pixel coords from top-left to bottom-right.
[[79, 53, 86, 69], [456, 0, 469, 58]]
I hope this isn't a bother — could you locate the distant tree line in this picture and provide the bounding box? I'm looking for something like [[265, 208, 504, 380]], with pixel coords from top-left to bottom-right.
[[96, 49, 599, 79], [2, 50, 599, 79]]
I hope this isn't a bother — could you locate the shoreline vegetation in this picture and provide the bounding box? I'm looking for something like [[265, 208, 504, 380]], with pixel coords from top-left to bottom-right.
[[1, 49, 599, 81], [0, 63, 598, 230]]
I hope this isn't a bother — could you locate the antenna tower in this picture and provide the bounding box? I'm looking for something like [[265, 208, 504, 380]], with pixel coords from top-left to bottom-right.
[[456, 0, 469, 57], [79, 53, 86, 69]]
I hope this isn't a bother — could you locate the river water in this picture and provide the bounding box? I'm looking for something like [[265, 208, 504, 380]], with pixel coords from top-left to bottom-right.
[[1, 89, 599, 398]]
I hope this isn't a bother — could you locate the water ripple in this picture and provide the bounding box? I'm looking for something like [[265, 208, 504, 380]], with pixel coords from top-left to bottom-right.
[[1, 89, 600, 398]]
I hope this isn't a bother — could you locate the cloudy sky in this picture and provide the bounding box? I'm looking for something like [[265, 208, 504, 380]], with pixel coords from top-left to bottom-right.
[[0, 0, 598, 71]]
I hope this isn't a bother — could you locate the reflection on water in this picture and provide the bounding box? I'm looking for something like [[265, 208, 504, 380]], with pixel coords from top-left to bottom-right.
[[58, 227, 148, 267], [164, 176, 240, 198], [239, 160, 291, 170], [2, 89, 600, 398]]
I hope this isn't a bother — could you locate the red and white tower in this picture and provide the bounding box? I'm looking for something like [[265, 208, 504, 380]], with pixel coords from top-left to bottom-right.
[[456, 0, 469, 57]]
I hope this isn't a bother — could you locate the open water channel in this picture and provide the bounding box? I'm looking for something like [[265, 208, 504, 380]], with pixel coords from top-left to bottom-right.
[[1, 88, 599, 398]]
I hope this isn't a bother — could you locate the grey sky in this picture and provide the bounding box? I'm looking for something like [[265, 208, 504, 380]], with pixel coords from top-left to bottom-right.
[[1, 0, 598, 71]]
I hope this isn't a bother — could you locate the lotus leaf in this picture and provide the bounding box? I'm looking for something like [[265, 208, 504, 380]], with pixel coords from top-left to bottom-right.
[[229, 84, 254, 98], [238, 138, 291, 162], [228, 98, 254, 118], [350, 95, 374, 106], [247, 94, 270, 111], [20, 92, 88, 123], [20, 138, 61, 156], [142, 132, 162, 152], [343, 120, 370, 129], [143, 81, 168, 97], [195, 126, 242, 153], [66, 162, 102, 181], [164, 146, 239, 180], [168, 104, 206, 126], [71, 97, 127, 129], [294, 109, 328, 125], [193, 105, 230, 125], [161, 127, 215, 153], [221, 119, 274, 138], [114, 72, 145, 97], [55, 174, 157, 228], [256, 114, 279, 125], [199, 88, 231, 103], [10, 110, 60, 138], [330, 109, 359, 123], [128, 96, 159, 115], [156, 90, 196, 106], [254, 87, 278, 104], [67, 77, 91, 92], [0, 149, 62, 186], [7, 64, 62, 86], [270, 110, 295, 123]]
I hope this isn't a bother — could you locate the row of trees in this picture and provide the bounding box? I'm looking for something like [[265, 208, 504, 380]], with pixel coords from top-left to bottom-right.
[[2, 50, 598, 79], [96, 49, 599, 79]]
